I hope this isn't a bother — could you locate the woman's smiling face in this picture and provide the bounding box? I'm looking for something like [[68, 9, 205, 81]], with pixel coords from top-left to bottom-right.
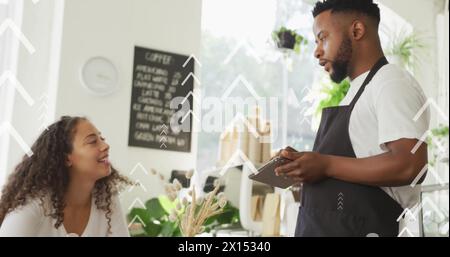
[[66, 119, 111, 181]]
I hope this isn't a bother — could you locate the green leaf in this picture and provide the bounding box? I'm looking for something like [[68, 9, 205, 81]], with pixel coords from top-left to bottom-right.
[[217, 203, 240, 224], [145, 198, 167, 220], [143, 220, 162, 236], [128, 207, 163, 237], [430, 124, 449, 137], [130, 233, 148, 237], [160, 221, 178, 237], [128, 208, 150, 226], [172, 226, 182, 237], [158, 195, 177, 214], [216, 210, 234, 224], [204, 214, 219, 226]]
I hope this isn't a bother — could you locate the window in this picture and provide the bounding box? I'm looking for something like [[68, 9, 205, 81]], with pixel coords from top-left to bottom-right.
[[420, 0, 449, 236], [0, 0, 23, 189], [197, 0, 319, 172]]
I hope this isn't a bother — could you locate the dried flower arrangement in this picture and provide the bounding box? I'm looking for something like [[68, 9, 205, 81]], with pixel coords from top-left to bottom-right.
[[164, 170, 228, 237]]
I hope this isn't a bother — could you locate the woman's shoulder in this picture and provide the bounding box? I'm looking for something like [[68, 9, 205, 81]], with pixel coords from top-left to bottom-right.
[[0, 197, 49, 236], [7, 197, 50, 219]]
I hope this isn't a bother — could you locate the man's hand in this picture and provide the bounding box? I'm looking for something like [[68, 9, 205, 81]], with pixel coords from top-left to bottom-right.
[[274, 150, 331, 183], [273, 139, 428, 187], [271, 146, 297, 160]]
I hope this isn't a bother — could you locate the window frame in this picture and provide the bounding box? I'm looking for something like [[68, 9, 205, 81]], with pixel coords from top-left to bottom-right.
[[0, 0, 24, 189]]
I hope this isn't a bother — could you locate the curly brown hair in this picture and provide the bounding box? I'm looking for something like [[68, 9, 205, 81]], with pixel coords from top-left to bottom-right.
[[0, 116, 132, 234]]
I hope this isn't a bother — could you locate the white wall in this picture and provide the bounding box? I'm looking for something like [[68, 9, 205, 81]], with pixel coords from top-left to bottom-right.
[[54, 0, 202, 213]]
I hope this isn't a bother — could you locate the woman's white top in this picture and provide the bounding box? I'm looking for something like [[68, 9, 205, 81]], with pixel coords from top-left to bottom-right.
[[0, 194, 130, 237]]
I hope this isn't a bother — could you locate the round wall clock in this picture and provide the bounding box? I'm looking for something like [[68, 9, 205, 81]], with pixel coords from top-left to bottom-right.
[[81, 56, 119, 96]]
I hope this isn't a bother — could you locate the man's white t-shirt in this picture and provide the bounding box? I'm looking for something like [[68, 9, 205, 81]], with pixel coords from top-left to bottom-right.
[[0, 194, 130, 237], [339, 63, 430, 209]]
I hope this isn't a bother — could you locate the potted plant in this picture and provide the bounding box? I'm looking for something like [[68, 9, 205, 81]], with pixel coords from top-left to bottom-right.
[[427, 124, 449, 166], [272, 26, 308, 54], [127, 195, 240, 237], [127, 169, 241, 237], [385, 29, 425, 73]]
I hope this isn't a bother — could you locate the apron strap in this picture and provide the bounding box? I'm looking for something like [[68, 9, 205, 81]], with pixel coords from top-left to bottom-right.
[[349, 57, 388, 109]]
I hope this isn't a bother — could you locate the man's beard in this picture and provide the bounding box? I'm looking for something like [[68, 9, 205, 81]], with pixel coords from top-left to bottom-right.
[[330, 37, 352, 83]]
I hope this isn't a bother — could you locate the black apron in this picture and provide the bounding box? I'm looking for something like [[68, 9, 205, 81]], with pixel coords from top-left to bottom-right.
[[295, 57, 403, 237]]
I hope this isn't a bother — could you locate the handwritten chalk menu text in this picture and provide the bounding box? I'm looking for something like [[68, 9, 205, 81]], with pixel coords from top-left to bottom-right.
[[128, 46, 194, 152]]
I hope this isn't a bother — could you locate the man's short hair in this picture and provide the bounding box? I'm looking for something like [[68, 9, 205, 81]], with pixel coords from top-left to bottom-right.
[[312, 0, 381, 25]]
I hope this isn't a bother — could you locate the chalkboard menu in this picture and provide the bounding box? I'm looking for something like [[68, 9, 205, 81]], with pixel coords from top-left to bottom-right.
[[128, 46, 194, 152]]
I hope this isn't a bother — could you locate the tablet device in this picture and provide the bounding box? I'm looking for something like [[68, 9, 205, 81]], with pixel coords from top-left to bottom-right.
[[248, 157, 297, 189]]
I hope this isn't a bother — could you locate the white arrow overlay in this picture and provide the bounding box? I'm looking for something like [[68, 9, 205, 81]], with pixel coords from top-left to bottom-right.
[[397, 197, 446, 223], [225, 113, 261, 139], [410, 129, 446, 156], [397, 227, 416, 237], [159, 123, 168, 149], [128, 215, 146, 228], [128, 197, 146, 210], [287, 88, 301, 108], [414, 98, 448, 122], [0, 71, 35, 106], [160, 124, 169, 131], [0, 19, 36, 54], [181, 109, 200, 123], [410, 164, 447, 188], [0, 122, 33, 157], [221, 75, 261, 101], [219, 149, 258, 176], [181, 72, 201, 86], [129, 162, 149, 176], [223, 40, 262, 64], [38, 92, 50, 131], [182, 54, 202, 68], [181, 90, 201, 107]]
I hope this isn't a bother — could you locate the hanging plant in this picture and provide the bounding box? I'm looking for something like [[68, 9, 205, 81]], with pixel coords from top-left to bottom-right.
[[385, 29, 426, 73], [272, 26, 308, 54]]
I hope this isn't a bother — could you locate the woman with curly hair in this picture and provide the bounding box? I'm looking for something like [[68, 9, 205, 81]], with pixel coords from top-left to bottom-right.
[[0, 116, 132, 236]]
